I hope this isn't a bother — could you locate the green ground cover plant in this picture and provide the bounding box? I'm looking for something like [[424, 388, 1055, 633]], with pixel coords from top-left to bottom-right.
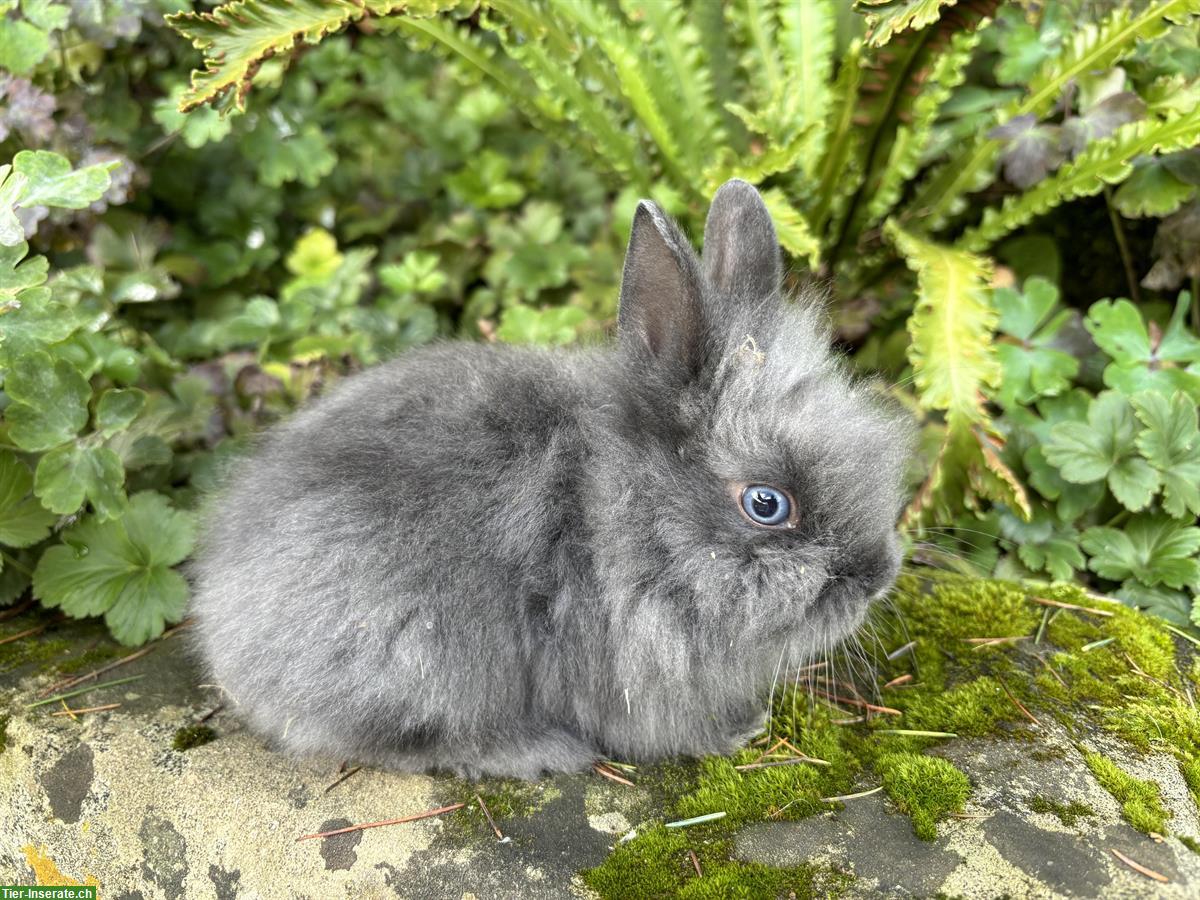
[[0, 0, 1197, 702]]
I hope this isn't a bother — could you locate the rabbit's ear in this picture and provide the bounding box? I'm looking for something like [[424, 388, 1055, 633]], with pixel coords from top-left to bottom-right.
[[702, 179, 781, 299], [617, 200, 706, 368]]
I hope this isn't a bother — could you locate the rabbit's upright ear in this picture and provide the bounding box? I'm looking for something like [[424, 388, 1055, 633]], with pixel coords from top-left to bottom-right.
[[617, 200, 706, 369], [702, 179, 781, 300]]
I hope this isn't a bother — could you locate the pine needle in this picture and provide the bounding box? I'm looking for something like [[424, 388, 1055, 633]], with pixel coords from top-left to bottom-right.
[[295, 803, 465, 841], [1110, 848, 1168, 883], [26, 675, 145, 709]]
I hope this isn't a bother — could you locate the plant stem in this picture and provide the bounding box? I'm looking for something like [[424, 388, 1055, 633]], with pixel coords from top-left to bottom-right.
[[1, 551, 33, 577], [1104, 186, 1141, 304], [1191, 274, 1199, 333]]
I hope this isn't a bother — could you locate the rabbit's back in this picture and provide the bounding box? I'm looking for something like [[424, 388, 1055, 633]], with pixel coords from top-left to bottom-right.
[[190, 343, 602, 773]]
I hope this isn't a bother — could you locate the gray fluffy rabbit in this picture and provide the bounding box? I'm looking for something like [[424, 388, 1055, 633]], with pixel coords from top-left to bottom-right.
[[190, 180, 913, 780]]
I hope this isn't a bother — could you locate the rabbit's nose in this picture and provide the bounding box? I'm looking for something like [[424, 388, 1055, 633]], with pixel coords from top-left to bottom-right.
[[838, 536, 902, 599]]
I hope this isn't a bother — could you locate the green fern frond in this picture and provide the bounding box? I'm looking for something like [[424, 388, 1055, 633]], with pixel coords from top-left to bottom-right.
[[778, 0, 837, 156], [736, 0, 785, 107], [904, 0, 1200, 232], [809, 39, 865, 237], [547, 0, 689, 189], [449, 13, 647, 187], [885, 221, 998, 420], [957, 107, 1200, 252], [621, 0, 724, 165], [862, 23, 985, 229], [167, 0, 459, 113], [703, 127, 816, 193], [760, 189, 821, 269], [486, 0, 621, 98], [857, 0, 959, 47], [693, 1, 745, 151], [834, 5, 996, 259]]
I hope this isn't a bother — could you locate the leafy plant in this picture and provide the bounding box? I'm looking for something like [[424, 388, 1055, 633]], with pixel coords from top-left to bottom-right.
[[168, 0, 1200, 535]]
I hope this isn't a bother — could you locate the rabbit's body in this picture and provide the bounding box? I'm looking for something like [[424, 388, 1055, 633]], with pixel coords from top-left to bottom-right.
[[191, 181, 912, 778]]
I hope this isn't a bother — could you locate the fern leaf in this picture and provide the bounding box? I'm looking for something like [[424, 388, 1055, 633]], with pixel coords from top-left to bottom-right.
[[809, 39, 865, 236], [547, 0, 689, 188], [778, 0, 836, 154], [693, 1, 746, 151], [907, 416, 1031, 526], [834, 5, 997, 259], [432, 13, 647, 187], [905, 0, 1200, 231], [760, 188, 821, 269], [958, 107, 1200, 252], [167, 0, 458, 113], [621, 0, 724, 167], [858, 0, 958, 47], [862, 22, 985, 229], [703, 126, 816, 193], [737, 0, 785, 105], [885, 221, 998, 420]]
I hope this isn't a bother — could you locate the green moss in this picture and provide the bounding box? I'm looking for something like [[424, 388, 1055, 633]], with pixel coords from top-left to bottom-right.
[[580, 824, 850, 900], [1180, 835, 1200, 855], [900, 676, 1024, 737], [878, 752, 971, 841], [1083, 752, 1170, 835], [171, 725, 216, 751], [54, 643, 126, 675], [580, 572, 1193, 890], [0, 633, 72, 676], [0, 714, 7, 754], [1027, 795, 1094, 826]]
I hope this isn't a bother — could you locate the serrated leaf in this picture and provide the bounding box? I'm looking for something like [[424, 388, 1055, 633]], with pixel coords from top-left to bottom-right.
[[858, 0, 957, 47], [495, 304, 587, 346], [0, 18, 50, 76], [759, 188, 820, 269], [1081, 515, 1200, 589], [152, 84, 235, 149], [959, 106, 1200, 251], [96, 388, 147, 437], [992, 277, 1079, 407], [1044, 391, 1159, 511], [4, 351, 90, 451], [1112, 156, 1196, 217], [34, 444, 126, 520], [0, 151, 117, 246], [886, 221, 999, 419], [0, 450, 55, 548], [32, 492, 195, 645], [167, 1, 461, 113], [910, 0, 1200, 233], [1132, 390, 1200, 517]]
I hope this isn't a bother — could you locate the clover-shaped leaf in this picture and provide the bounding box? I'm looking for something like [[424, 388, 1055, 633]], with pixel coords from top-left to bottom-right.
[[4, 350, 90, 451], [34, 444, 126, 520], [999, 506, 1085, 582], [993, 277, 1079, 407], [32, 492, 195, 646], [1087, 295, 1200, 401], [496, 304, 588, 347], [0, 151, 118, 245], [1081, 515, 1200, 590], [0, 450, 56, 549], [1132, 390, 1200, 518], [1044, 391, 1159, 511]]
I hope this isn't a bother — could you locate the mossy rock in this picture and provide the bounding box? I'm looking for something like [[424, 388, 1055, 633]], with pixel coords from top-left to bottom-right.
[[3, 569, 1200, 897]]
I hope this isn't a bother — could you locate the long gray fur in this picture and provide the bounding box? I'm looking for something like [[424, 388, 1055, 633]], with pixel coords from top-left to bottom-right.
[[189, 180, 914, 779]]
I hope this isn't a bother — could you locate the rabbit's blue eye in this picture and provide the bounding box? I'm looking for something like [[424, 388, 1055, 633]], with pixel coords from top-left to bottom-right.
[[741, 485, 791, 526]]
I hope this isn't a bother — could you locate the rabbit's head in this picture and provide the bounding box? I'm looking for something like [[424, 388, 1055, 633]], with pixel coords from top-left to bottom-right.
[[593, 180, 914, 666]]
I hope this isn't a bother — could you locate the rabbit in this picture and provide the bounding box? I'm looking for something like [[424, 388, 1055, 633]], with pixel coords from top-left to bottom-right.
[[188, 179, 914, 780]]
